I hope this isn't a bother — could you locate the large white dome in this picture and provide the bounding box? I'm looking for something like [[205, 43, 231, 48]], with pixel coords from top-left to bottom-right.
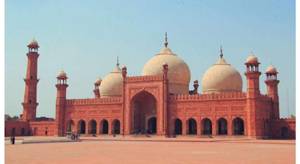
[[201, 56, 242, 93], [99, 64, 123, 97], [142, 46, 191, 94]]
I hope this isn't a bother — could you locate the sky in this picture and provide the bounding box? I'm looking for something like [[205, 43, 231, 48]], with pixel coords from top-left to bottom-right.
[[5, 0, 295, 118]]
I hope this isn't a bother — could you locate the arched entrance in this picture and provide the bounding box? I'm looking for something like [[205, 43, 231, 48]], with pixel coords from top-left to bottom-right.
[[88, 120, 97, 134], [100, 119, 109, 134], [217, 118, 227, 135], [202, 118, 212, 135], [174, 118, 182, 135], [112, 119, 121, 134], [77, 120, 86, 134], [187, 118, 197, 135], [147, 117, 157, 134], [281, 127, 289, 139], [66, 120, 75, 133], [131, 91, 157, 134], [233, 117, 244, 135]]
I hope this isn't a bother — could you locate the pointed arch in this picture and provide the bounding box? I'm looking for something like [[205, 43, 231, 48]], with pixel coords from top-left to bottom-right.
[[100, 119, 109, 134], [187, 118, 197, 135], [232, 117, 244, 135], [174, 118, 182, 135], [88, 119, 97, 134], [217, 118, 227, 135], [201, 118, 212, 135], [77, 120, 86, 134], [112, 119, 121, 134]]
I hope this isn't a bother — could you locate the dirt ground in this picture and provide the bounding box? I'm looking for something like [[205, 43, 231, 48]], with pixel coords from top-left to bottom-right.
[[5, 138, 295, 164]]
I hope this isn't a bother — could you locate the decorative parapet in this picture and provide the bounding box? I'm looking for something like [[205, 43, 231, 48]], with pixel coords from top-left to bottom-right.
[[278, 118, 296, 121], [29, 121, 56, 125], [170, 92, 247, 102], [66, 97, 122, 105], [257, 94, 272, 101], [126, 75, 163, 83]]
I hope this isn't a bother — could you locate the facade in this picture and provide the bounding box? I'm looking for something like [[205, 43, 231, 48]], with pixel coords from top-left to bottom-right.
[[5, 35, 295, 139]]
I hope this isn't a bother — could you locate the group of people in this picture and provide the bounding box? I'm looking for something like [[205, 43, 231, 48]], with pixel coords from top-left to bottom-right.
[[66, 132, 80, 141]]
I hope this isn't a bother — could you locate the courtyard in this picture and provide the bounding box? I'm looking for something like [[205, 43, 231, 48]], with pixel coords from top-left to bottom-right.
[[5, 136, 295, 164]]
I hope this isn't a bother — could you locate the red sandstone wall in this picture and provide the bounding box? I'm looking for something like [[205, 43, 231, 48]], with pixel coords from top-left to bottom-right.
[[271, 118, 295, 139], [64, 97, 123, 135], [29, 121, 56, 136], [168, 93, 247, 135], [5, 120, 29, 136]]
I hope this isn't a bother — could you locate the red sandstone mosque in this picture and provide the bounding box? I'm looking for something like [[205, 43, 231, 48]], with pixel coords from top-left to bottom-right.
[[5, 34, 295, 139]]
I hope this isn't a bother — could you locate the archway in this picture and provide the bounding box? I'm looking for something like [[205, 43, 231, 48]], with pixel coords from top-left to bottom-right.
[[112, 119, 121, 134], [130, 91, 157, 134], [202, 118, 212, 135], [147, 117, 157, 134], [233, 117, 244, 135], [281, 127, 289, 139], [174, 118, 182, 135], [88, 120, 97, 134], [100, 119, 109, 134], [77, 120, 86, 134], [217, 118, 227, 135], [187, 118, 197, 135], [66, 120, 75, 133]]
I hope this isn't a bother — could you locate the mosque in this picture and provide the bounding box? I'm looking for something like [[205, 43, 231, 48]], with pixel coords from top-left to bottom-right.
[[5, 34, 295, 139]]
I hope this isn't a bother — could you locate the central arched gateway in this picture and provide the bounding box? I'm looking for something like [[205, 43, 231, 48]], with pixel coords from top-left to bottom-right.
[[130, 91, 157, 134]]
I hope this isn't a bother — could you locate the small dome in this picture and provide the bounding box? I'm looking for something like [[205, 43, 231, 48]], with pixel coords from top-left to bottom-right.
[[99, 64, 123, 97], [266, 65, 277, 74], [142, 47, 191, 94], [57, 70, 67, 78], [27, 38, 39, 48], [246, 54, 258, 64], [202, 57, 242, 93]]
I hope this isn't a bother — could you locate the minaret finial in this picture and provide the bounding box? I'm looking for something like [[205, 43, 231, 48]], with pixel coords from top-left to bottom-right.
[[164, 32, 168, 47], [220, 46, 223, 58], [117, 56, 119, 67]]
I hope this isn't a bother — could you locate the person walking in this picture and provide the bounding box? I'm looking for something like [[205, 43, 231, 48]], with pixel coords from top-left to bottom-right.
[[10, 135, 15, 145]]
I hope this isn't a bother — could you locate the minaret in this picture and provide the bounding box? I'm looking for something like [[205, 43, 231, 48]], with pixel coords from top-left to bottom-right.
[[245, 53, 261, 137], [22, 39, 40, 121], [55, 70, 68, 136], [93, 77, 102, 98], [265, 65, 280, 119]]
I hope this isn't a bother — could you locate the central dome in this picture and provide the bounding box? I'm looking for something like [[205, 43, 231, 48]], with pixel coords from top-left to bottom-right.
[[201, 54, 242, 94], [142, 34, 191, 94]]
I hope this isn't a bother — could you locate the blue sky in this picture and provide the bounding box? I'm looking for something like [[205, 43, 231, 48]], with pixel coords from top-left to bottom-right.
[[5, 0, 295, 117]]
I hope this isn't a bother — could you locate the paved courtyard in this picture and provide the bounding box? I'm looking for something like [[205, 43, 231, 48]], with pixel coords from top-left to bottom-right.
[[5, 137, 295, 164]]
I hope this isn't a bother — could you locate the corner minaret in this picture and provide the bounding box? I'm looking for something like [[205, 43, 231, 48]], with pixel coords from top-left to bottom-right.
[[245, 54, 261, 97], [244, 53, 261, 137], [55, 70, 68, 136], [265, 65, 280, 119], [22, 39, 40, 121]]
